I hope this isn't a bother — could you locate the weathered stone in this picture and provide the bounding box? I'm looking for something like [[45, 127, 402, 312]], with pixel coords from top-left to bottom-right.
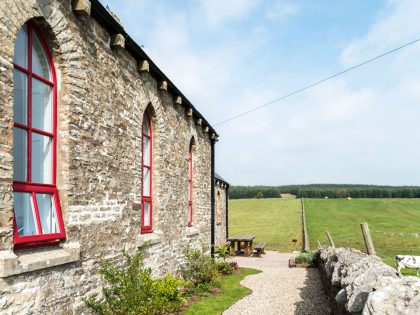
[[186, 108, 193, 117], [317, 247, 420, 315], [363, 276, 420, 315], [0, 0, 225, 313], [137, 59, 149, 73], [110, 33, 125, 49], [159, 80, 168, 91], [214, 177, 228, 245], [195, 118, 202, 126], [72, 0, 91, 16], [175, 96, 182, 105]]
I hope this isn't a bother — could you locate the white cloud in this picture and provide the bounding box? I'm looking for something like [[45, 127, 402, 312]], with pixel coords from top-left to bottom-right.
[[199, 0, 261, 25], [340, 0, 420, 66], [266, 1, 299, 21], [101, 0, 420, 185]]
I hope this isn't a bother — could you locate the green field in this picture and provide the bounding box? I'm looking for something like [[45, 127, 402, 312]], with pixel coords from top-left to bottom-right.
[[305, 198, 420, 275], [229, 198, 302, 252]]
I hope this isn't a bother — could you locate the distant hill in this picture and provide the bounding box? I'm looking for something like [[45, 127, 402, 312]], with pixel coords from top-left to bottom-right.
[[229, 184, 420, 199]]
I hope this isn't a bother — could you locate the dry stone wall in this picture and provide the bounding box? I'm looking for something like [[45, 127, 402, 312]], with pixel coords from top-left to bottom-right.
[[0, 0, 216, 313], [317, 247, 420, 315]]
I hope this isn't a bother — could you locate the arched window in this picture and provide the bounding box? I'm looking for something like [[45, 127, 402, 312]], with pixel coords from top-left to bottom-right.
[[216, 190, 222, 225], [12, 22, 65, 247], [188, 141, 193, 226], [141, 111, 153, 233]]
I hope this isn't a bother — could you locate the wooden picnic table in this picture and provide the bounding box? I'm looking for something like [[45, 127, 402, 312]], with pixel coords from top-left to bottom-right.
[[227, 234, 256, 256]]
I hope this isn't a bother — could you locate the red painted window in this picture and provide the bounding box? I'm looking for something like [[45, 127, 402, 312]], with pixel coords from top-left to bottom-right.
[[188, 141, 193, 226], [12, 22, 65, 248], [141, 111, 153, 233]]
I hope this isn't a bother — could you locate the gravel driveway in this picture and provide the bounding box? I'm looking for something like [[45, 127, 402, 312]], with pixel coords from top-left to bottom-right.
[[223, 251, 331, 315]]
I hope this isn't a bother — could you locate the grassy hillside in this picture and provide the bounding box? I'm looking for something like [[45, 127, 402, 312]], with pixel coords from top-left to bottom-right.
[[229, 198, 302, 252], [305, 198, 420, 275]]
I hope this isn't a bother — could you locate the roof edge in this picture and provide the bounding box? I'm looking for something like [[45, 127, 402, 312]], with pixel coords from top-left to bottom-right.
[[89, 0, 218, 137]]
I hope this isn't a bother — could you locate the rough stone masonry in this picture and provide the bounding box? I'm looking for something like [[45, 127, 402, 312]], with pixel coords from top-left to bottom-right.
[[0, 0, 228, 313], [317, 247, 420, 315]]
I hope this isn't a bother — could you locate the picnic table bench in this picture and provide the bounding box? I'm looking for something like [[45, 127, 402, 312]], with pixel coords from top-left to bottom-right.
[[254, 242, 266, 257], [227, 234, 256, 256]]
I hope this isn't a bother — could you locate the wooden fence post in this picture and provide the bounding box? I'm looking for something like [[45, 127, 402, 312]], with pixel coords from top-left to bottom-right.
[[301, 197, 310, 252], [326, 231, 335, 248], [360, 222, 376, 255], [317, 240, 322, 249]]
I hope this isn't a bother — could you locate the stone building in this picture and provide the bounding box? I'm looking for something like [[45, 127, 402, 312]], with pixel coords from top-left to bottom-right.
[[0, 0, 229, 313], [215, 173, 230, 246]]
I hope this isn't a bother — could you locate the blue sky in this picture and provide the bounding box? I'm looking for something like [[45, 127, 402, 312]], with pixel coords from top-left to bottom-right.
[[100, 0, 420, 186]]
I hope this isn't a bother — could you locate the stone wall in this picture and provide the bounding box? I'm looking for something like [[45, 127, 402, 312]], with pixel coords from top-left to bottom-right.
[[317, 247, 420, 314], [214, 183, 227, 246], [0, 0, 216, 313]]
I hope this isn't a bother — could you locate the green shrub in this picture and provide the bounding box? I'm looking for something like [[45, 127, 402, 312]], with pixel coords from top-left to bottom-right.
[[295, 251, 316, 265], [216, 261, 235, 275], [229, 261, 239, 271], [215, 244, 230, 261], [83, 244, 185, 315], [180, 245, 218, 287]]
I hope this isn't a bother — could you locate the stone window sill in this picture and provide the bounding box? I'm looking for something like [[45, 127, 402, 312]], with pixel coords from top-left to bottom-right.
[[186, 226, 200, 237], [136, 231, 163, 247], [0, 242, 80, 278]]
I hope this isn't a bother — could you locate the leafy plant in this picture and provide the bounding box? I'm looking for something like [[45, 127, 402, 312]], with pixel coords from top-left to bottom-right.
[[83, 244, 185, 315], [180, 245, 218, 287], [229, 261, 239, 271], [216, 261, 235, 275], [295, 251, 316, 265], [215, 244, 230, 261]]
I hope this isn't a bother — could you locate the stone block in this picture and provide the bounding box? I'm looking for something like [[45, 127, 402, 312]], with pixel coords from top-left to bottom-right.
[[159, 81, 168, 91], [110, 34, 125, 49], [72, 0, 91, 16], [186, 108, 193, 117], [138, 60, 149, 73], [175, 96, 182, 105]]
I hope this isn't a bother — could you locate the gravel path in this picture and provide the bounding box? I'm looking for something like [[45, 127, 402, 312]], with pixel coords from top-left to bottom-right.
[[223, 251, 331, 315]]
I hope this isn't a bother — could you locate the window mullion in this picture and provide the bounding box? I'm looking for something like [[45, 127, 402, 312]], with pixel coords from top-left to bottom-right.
[[27, 24, 32, 183], [32, 192, 43, 235]]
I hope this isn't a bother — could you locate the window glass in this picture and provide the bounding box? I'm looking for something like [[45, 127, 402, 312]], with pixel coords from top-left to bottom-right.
[[32, 31, 50, 80], [13, 25, 28, 68], [143, 167, 150, 196], [143, 115, 150, 135], [143, 202, 150, 226], [36, 194, 59, 234], [13, 127, 28, 181], [13, 70, 28, 125], [143, 136, 150, 166], [32, 78, 52, 132], [31, 133, 52, 184], [14, 192, 38, 236]]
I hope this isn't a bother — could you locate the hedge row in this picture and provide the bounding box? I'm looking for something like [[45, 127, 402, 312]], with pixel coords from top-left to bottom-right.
[[229, 184, 420, 199]]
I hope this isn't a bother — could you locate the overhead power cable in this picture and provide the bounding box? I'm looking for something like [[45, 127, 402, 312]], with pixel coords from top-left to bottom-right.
[[214, 38, 420, 126]]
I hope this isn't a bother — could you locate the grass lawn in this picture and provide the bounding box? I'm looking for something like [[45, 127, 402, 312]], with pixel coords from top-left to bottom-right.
[[305, 198, 420, 276], [181, 268, 261, 315], [229, 198, 302, 252]]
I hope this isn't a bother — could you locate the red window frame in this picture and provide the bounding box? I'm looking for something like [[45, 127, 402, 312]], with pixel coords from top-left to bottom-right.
[[141, 111, 153, 233], [188, 142, 193, 226], [12, 22, 66, 248]]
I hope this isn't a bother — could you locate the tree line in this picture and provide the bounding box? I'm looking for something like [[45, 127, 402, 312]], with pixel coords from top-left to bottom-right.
[[229, 184, 420, 199]]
